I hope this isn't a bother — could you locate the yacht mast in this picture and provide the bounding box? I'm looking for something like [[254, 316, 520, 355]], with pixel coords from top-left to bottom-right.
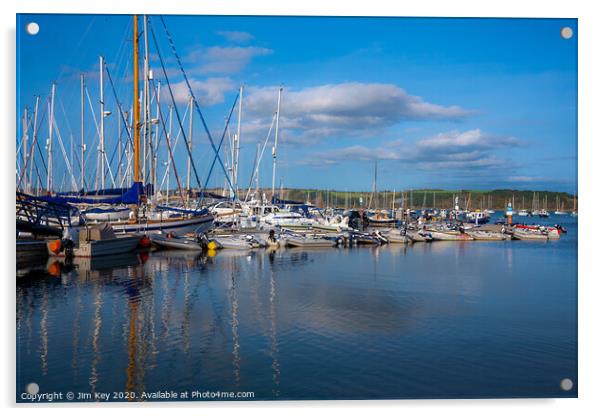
[[153, 81, 161, 198], [98, 56, 106, 189], [21, 107, 28, 192], [142, 15, 150, 184], [47, 82, 56, 193], [80, 73, 85, 191], [187, 95, 193, 198], [271, 87, 282, 200], [133, 14, 141, 184], [29, 97, 40, 193], [234, 85, 243, 198], [166, 105, 173, 204]]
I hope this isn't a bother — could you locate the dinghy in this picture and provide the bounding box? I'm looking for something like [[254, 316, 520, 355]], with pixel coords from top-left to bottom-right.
[[212, 234, 262, 250], [150, 232, 204, 250], [429, 230, 474, 241], [406, 230, 433, 242], [512, 229, 549, 240], [283, 235, 337, 248], [466, 230, 509, 241], [383, 231, 412, 244]]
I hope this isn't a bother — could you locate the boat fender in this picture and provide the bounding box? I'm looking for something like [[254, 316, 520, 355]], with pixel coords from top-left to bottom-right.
[[138, 235, 152, 248], [48, 239, 62, 255]]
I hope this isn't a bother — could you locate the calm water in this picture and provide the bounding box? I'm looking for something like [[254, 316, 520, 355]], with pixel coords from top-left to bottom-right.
[[16, 215, 578, 401]]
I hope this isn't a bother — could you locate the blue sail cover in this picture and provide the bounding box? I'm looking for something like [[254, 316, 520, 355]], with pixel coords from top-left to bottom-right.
[[39, 182, 150, 205]]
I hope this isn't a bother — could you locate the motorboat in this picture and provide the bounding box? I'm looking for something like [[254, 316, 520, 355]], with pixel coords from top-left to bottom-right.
[[212, 234, 264, 250], [367, 210, 397, 227], [406, 230, 434, 242], [150, 232, 204, 250], [464, 210, 490, 224], [428, 230, 474, 241], [263, 211, 315, 229], [382, 230, 412, 244], [282, 235, 337, 248], [312, 214, 351, 232], [47, 223, 141, 258], [466, 229, 509, 241]]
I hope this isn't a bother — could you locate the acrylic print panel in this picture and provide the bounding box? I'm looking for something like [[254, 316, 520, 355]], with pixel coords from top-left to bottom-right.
[[16, 14, 577, 402]]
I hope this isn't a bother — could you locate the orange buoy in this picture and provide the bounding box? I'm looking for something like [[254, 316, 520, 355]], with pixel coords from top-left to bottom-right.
[[48, 239, 62, 255], [47, 261, 61, 277], [138, 235, 151, 248], [138, 251, 150, 263]]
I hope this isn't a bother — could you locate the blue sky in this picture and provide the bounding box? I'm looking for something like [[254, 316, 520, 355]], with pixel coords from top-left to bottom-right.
[[16, 14, 577, 193]]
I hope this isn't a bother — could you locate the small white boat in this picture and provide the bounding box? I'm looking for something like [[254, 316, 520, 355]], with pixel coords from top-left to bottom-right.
[[512, 229, 549, 240], [380, 230, 412, 244], [467, 230, 508, 241], [517, 209, 529, 217], [406, 230, 433, 242], [263, 211, 315, 229], [212, 235, 261, 250], [283, 235, 337, 248], [429, 231, 474, 241], [312, 215, 351, 232], [367, 211, 396, 227], [150, 233, 204, 250]]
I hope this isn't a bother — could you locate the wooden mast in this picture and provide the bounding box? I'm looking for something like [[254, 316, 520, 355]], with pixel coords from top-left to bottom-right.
[[133, 14, 141, 184]]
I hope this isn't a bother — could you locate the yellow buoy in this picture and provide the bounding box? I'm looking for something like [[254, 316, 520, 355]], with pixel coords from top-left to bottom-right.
[[207, 241, 218, 250]]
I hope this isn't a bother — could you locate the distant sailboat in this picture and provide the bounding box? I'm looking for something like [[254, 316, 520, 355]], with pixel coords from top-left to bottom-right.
[[554, 195, 567, 215], [571, 194, 578, 216]]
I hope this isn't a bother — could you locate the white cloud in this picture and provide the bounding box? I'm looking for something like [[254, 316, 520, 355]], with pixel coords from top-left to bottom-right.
[[168, 77, 235, 106], [301, 129, 517, 172], [417, 129, 518, 151], [506, 176, 539, 182], [216, 30, 255, 43], [241, 83, 473, 144], [185, 46, 273, 74]]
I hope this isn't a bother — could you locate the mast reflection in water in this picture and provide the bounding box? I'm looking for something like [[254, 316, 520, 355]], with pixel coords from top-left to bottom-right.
[[17, 216, 577, 400]]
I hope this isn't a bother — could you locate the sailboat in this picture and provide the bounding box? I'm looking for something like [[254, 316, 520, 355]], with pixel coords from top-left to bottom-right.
[[517, 195, 528, 216], [554, 195, 567, 215], [33, 15, 214, 236], [571, 194, 578, 216]]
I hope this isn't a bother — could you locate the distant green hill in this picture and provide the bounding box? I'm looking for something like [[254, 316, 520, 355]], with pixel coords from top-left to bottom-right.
[[246, 188, 578, 211]]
